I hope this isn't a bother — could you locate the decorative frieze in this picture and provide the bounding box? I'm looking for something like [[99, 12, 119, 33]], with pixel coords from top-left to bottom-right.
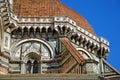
[[86, 63, 99, 74], [9, 15, 109, 55], [18, 17, 53, 24]]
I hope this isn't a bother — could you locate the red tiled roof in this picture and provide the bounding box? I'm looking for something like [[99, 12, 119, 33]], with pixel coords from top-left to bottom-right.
[[60, 38, 85, 64], [14, 0, 95, 34]]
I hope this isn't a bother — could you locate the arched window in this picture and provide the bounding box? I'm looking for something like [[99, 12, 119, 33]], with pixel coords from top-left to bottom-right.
[[33, 60, 38, 73], [27, 60, 32, 73]]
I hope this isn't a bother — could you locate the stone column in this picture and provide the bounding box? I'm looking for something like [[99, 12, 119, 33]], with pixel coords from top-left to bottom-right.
[[21, 62, 26, 74]]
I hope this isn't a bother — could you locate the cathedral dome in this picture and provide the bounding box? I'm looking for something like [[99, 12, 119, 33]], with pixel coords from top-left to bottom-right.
[[14, 0, 95, 34]]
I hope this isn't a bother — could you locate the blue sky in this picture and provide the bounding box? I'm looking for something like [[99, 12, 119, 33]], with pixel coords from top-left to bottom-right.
[[61, 0, 120, 71]]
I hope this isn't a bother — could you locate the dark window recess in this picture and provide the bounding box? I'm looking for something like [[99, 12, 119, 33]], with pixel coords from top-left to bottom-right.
[[27, 60, 32, 73], [33, 60, 38, 73]]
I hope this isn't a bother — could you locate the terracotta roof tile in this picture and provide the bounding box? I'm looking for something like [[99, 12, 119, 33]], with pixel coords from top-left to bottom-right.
[[60, 38, 85, 64], [14, 0, 95, 34]]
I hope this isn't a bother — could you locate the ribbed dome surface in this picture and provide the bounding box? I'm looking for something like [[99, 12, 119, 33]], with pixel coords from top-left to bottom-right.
[[14, 0, 95, 34]]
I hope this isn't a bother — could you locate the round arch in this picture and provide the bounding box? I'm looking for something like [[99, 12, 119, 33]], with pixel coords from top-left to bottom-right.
[[77, 48, 94, 60], [24, 52, 41, 63], [10, 38, 55, 59]]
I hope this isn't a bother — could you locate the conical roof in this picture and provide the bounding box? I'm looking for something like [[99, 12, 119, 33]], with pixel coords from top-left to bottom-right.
[[14, 0, 95, 34]]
